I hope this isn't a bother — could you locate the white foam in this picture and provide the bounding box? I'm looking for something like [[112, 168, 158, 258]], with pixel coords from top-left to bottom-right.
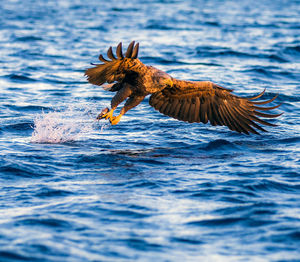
[[31, 103, 106, 143]]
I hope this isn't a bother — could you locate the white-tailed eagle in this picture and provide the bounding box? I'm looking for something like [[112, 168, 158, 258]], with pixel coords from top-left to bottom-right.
[[85, 41, 281, 135]]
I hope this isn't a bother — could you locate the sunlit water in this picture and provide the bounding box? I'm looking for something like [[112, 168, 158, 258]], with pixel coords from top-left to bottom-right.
[[0, 0, 299, 261]]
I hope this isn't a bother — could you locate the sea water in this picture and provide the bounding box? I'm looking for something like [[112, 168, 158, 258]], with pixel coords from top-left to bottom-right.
[[0, 0, 299, 261]]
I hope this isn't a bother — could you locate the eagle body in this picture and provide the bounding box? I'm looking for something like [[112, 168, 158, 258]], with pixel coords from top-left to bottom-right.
[[85, 41, 281, 134], [122, 63, 172, 96]]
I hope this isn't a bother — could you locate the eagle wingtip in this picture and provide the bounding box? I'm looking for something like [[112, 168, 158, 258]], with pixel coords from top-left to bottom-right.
[[95, 41, 140, 64]]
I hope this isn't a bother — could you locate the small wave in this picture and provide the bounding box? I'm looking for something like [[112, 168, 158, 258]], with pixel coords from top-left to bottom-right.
[[120, 238, 162, 251], [8, 74, 36, 83], [17, 218, 72, 229], [3, 122, 33, 132], [35, 187, 73, 198], [109, 209, 149, 219], [170, 237, 203, 245], [0, 165, 37, 178], [188, 217, 243, 227], [205, 139, 236, 151], [195, 48, 288, 62], [6, 105, 51, 112], [284, 45, 300, 54], [0, 251, 35, 262], [31, 104, 104, 144], [245, 179, 299, 193], [145, 22, 173, 30], [15, 36, 43, 42]]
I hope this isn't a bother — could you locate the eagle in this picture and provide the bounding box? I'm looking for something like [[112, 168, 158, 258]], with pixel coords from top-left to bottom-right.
[[85, 41, 281, 135]]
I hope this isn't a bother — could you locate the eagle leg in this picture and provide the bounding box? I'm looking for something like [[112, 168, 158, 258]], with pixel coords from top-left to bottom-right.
[[109, 95, 145, 125], [111, 84, 133, 109], [97, 84, 133, 122]]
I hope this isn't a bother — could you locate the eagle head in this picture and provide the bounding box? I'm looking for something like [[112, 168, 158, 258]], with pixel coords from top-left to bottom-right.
[[154, 72, 174, 89]]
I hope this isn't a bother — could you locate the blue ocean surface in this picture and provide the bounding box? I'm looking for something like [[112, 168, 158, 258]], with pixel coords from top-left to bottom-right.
[[0, 0, 299, 261]]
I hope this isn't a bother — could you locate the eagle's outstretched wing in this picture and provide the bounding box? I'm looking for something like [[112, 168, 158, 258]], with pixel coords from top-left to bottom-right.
[[85, 41, 141, 86], [149, 80, 281, 134]]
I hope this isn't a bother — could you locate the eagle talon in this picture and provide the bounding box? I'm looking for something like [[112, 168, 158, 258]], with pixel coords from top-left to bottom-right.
[[96, 107, 113, 120], [110, 115, 122, 125]]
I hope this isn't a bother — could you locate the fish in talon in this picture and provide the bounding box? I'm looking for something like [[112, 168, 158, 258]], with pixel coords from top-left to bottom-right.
[[96, 107, 109, 120]]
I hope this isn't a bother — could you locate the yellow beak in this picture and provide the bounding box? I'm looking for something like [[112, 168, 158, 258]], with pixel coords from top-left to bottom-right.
[[166, 78, 174, 87]]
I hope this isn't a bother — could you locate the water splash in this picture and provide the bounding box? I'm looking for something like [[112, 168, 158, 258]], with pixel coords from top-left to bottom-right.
[[31, 104, 106, 143]]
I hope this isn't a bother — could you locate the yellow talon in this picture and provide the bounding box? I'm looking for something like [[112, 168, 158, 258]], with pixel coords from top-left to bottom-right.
[[97, 108, 114, 121], [110, 114, 122, 125], [105, 110, 114, 120]]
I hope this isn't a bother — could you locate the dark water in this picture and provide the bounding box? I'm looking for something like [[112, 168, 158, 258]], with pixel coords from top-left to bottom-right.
[[1, 0, 300, 261]]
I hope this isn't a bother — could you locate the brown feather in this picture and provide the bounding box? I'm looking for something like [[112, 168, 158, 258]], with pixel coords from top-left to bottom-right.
[[234, 107, 267, 132], [155, 100, 165, 111], [254, 111, 283, 118], [250, 94, 278, 105], [250, 115, 277, 127], [173, 101, 183, 119], [164, 100, 174, 116], [222, 102, 242, 132], [218, 104, 235, 131], [131, 43, 139, 59], [178, 101, 186, 120], [125, 41, 135, 58], [107, 46, 116, 60], [116, 42, 124, 59], [86, 42, 146, 87], [230, 107, 260, 134], [252, 104, 281, 111], [211, 102, 223, 126], [200, 100, 208, 124], [245, 89, 266, 100], [150, 97, 161, 107], [159, 101, 169, 114], [206, 99, 216, 126], [194, 97, 201, 122], [168, 99, 179, 116], [188, 99, 196, 123], [99, 54, 109, 63], [180, 100, 190, 121]]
